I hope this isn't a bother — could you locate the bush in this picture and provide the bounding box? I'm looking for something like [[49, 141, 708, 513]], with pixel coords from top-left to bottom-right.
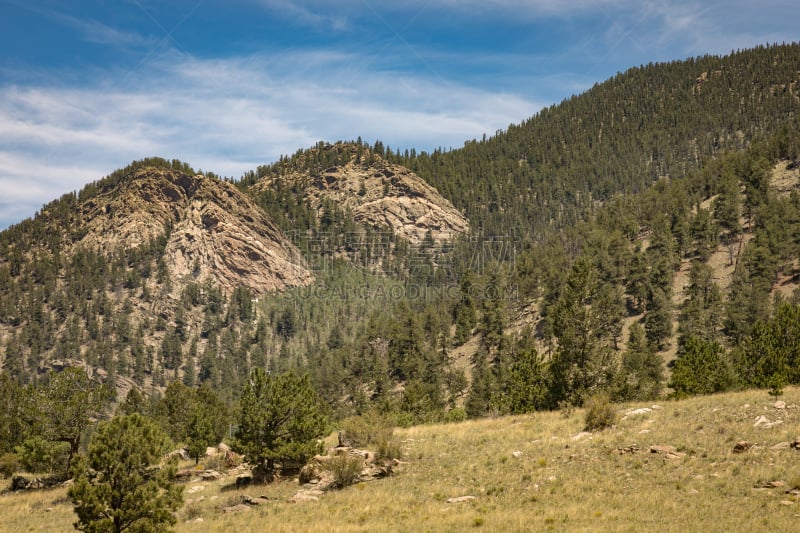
[[583, 393, 617, 431], [327, 454, 364, 489], [15, 437, 70, 475], [339, 411, 401, 461], [340, 411, 393, 448], [0, 453, 20, 478], [444, 408, 467, 423]]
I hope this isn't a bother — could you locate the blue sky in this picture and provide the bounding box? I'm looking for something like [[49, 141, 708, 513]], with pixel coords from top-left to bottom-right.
[[0, 0, 798, 229]]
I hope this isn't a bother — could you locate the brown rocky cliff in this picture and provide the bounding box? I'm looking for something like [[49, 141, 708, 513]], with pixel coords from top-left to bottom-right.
[[256, 144, 469, 245], [78, 167, 312, 294]]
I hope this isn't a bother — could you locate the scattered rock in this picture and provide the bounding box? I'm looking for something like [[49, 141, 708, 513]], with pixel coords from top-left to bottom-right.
[[235, 474, 253, 488], [771, 442, 791, 450], [624, 407, 652, 417], [186, 485, 206, 494], [754, 415, 784, 429], [290, 490, 323, 503], [779, 500, 795, 506], [755, 480, 786, 488], [512, 451, 523, 459], [200, 470, 221, 481], [791, 437, 800, 450], [338, 430, 352, 448], [649, 445, 686, 459], [616, 445, 640, 455], [166, 448, 191, 461], [9, 475, 62, 491], [775, 401, 787, 409], [733, 441, 753, 453], [222, 504, 251, 513], [175, 469, 196, 481], [639, 429, 651, 434], [242, 495, 272, 506], [571, 432, 592, 441], [446, 496, 477, 504]]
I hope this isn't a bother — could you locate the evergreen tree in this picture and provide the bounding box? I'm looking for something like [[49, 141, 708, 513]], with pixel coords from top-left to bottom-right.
[[236, 369, 328, 481], [69, 414, 183, 533], [186, 408, 216, 465], [614, 323, 663, 401], [30, 368, 113, 476], [547, 257, 621, 406], [669, 336, 736, 396]]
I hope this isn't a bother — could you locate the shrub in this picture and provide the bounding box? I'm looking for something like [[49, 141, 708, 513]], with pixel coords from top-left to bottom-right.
[[327, 454, 364, 489], [0, 453, 20, 478], [444, 408, 467, 423], [583, 393, 617, 431], [340, 411, 393, 448], [340, 411, 401, 461], [15, 437, 70, 475]]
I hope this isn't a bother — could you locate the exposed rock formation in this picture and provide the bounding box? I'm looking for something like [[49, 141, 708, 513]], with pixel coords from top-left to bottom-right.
[[78, 167, 312, 294], [256, 143, 469, 245]]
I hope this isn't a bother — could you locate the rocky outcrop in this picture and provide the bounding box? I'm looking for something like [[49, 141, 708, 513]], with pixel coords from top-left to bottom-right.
[[256, 143, 469, 245], [77, 167, 312, 295]]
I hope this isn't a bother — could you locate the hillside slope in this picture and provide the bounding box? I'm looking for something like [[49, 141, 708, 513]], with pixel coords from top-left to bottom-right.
[[391, 43, 800, 241], [253, 142, 469, 246], [77, 167, 312, 294], [3, 387, 799, 532]]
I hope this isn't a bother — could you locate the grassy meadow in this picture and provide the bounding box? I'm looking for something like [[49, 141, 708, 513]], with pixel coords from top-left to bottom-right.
[[2, 387, 799, 532]]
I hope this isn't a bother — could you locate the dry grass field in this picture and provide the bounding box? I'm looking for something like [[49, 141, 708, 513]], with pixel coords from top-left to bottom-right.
[[2, 387, 799, 532]]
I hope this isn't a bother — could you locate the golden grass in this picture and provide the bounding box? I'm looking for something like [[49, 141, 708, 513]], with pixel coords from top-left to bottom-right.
[[2, 387, 800, 532]]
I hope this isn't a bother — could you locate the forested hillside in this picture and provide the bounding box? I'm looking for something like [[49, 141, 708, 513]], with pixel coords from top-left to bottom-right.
[[1, 43, 800, 476], [388, 43, 800, 241]]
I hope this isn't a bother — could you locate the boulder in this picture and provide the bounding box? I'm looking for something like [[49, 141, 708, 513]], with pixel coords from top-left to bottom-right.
[[222, 504, 251, 513], [446, 496, 477, 504], [732, 441, 752, 453], [235, 474, 253, 488], [649, 445, 686, 459], [200, 470, 221, 481]]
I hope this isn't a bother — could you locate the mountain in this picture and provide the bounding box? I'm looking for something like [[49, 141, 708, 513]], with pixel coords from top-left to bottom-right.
[[77, 166, 312, 295], [2, 45, 800, 420], [389, 43, 800, 242], [252, 142, 469, 246]]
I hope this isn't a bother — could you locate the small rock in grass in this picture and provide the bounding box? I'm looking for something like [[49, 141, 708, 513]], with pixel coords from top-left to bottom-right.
[[446, 496, 476, 504]]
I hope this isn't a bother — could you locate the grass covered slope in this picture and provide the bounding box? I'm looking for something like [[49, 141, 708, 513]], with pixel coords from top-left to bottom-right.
[[3, 387, 798, 532]]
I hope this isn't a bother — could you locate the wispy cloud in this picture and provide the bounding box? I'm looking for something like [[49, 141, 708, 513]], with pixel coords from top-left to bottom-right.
[[258, 0, 349, 31], [0, 51, 538, 229], [1, 0, 796, 229]]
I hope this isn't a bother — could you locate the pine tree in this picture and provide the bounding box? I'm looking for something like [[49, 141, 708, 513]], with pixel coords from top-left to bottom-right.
[[236, 369, 328, 481], [30, 368, 113, 476], [69, 414, 183, 533]]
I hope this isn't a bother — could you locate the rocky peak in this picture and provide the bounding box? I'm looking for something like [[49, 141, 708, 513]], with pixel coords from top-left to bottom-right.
[[78, 167, 312, 294], [256, 142, 469, 245]]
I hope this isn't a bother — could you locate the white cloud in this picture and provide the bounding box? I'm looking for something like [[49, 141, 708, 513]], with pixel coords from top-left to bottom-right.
[[0, 51, 539, 229]]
